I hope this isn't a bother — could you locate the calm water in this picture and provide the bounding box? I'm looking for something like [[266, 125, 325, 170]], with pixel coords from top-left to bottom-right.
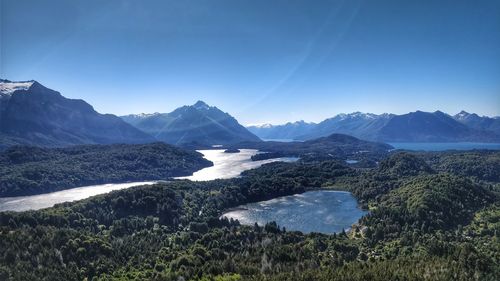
[[176, 149, 298, 181], [389, 142, 500, 151], [222, 190, 367, 234], [0, 149, 297, 212], [0, 181, 156, 212], [262, 138, 299, 142]]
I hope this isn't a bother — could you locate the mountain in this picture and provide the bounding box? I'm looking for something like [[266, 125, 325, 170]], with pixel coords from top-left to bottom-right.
[[121, 101, 261, 146], [0, 79, 155, 149], [453, 110, 500, 136], [247, 120, 316, 140], [248, 112, 393, 141], [375, 110, 481, 142], [298, 112, 394, 141], [120, 112, 161, 127], [250, 111, 500, 143]]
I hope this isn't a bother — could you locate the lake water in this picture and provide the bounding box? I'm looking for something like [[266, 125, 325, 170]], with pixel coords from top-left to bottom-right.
[[262, 138, 299, 142], [0, 149, 297, 212], [222, 190, 367, 234], [389, 142, 500, 151], [0, 181, 156, 212], [176, 149, 298, 181]]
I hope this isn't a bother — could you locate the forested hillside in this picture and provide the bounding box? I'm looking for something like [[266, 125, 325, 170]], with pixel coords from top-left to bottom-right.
[[0, 150, 498, 280], [0, 143, 212, 197]]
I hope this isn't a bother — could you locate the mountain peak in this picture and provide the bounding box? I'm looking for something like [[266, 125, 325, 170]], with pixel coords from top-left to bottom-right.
[[192, 100, 210, 110], [454, 110, 471, 120], [122, 100, 261, 145], [0, 79, 155, 147]]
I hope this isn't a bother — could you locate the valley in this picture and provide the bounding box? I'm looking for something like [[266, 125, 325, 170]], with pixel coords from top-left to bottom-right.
[[0, 150, 498, 280], [0, 148, 297, 211], [3, 1, 499, 280], [0, 79, 499, 281]]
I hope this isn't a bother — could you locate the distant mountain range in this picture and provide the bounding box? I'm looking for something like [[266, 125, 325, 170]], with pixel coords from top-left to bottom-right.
[[248, 111, 500, 143], [0, 79, 154, 149], [248, 120, 316, 140], [121, 101, 261, 146], [2, 78, 498, 149]]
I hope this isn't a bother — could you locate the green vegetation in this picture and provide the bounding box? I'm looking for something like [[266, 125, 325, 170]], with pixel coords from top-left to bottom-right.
[[231, 133, 392, 164], [0, 143, 212, 197], [0, 150, 499, 280], [422, 150, 500, 183], [250, 152, 285, 161]]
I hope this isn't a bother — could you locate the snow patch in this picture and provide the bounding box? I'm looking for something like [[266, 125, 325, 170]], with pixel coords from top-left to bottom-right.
[[193, 101, 210, 110], [454, 110, 470, 120], [0, 80, 34, 96]]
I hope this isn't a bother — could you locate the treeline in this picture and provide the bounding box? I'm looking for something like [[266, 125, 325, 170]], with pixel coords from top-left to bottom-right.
[[0, 143, 212, 197]]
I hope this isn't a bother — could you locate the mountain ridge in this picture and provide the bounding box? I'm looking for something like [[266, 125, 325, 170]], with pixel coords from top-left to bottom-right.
[[121, 100, 261, 146], [0, 79, 155, 149], [248, 110, 500, 143]]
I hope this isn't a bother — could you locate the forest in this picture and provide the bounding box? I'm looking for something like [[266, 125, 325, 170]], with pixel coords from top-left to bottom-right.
[[230, 133, 392, 164], [0, 143, 212, 197], [0, 150, 499, 280]]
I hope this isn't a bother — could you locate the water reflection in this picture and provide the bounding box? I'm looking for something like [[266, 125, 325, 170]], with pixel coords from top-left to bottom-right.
[[222, 191, 367, 234], [176, 149, 298, 181], [0, 181, 156, 212], [0, 149, 297, 212]]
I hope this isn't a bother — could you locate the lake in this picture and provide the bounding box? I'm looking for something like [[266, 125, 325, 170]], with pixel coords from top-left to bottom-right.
[[222, 190, 367, 234], [176, 149, 298, 181], [0, 181, 156, 212], [262, 138, 299, 142], [0, 149, 297, 212], [389, 142, 500, 151]]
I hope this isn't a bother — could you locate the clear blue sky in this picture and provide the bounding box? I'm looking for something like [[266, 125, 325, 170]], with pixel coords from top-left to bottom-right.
[[1, 0, 499, 124]]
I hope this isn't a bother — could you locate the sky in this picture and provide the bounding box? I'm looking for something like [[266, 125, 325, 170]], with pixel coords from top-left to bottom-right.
[[1, 0, 499, 125]]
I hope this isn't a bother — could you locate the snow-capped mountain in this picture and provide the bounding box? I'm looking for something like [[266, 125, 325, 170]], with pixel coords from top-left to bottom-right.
[[335, 112, 379, 121], [248, 123, 274, 129], [248, 111, 500, 142], [247, 120, 316, 140], [0, 79, 35, 97], [121, 101, 261, 146], [0, 79, 155, 149], [120, 112, 162, 127], [453, 110, 500, 136]]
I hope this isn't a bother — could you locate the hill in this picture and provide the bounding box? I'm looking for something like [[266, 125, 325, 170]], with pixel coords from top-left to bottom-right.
[[0, 142, 212, 197], [230, 133, 392, 163]]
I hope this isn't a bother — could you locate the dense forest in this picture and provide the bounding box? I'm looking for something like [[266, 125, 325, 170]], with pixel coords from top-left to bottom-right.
[[0, 143, 212, 197], [0, 150, 499, 280], [229, 133, 392, 164]]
